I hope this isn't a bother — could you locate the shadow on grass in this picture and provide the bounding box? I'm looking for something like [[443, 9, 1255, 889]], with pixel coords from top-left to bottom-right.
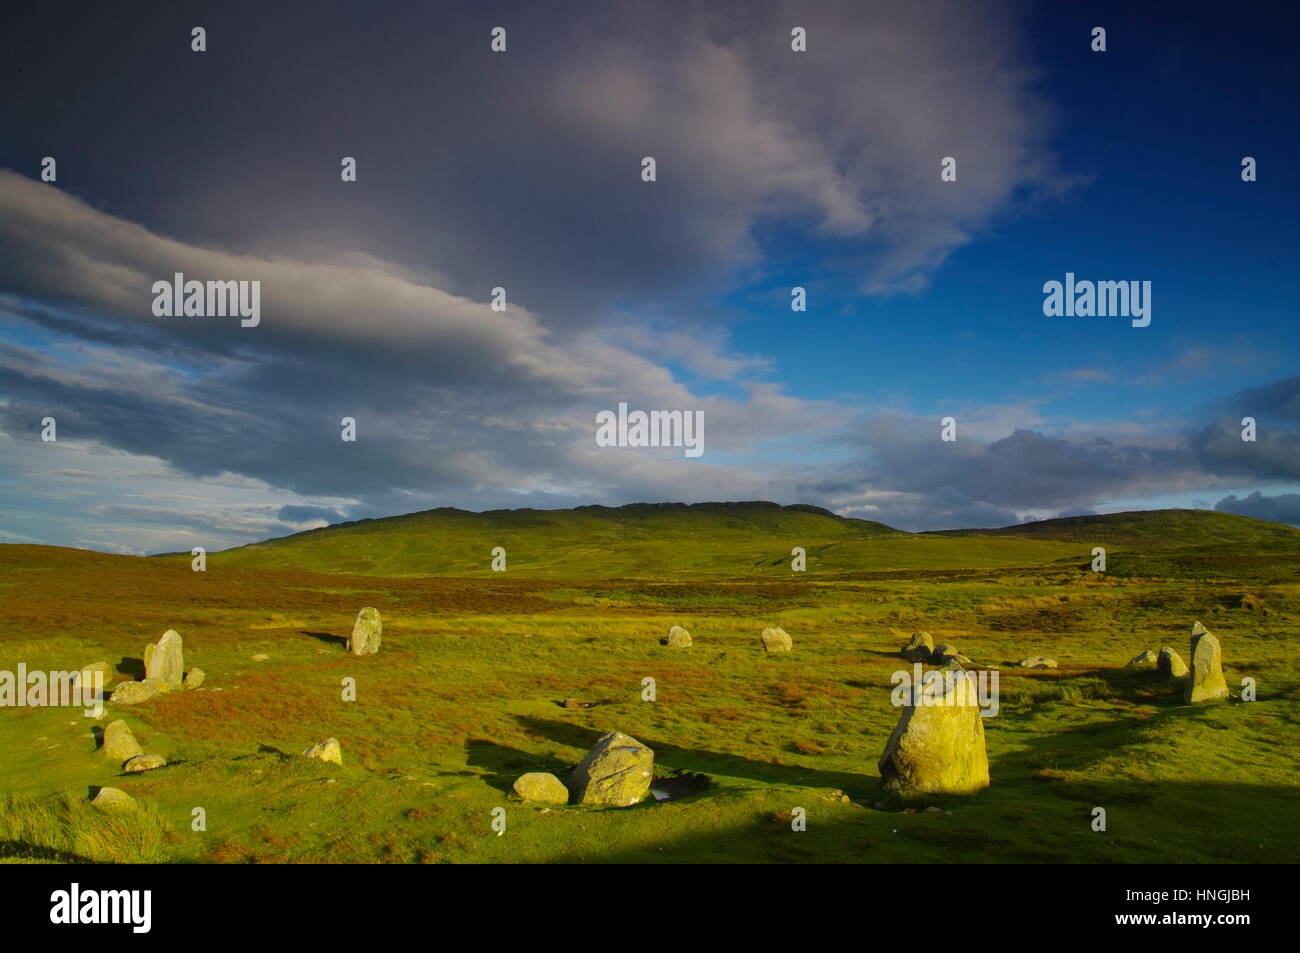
[[0, 840, 97, 863], [464, 738, 570, 794], [513, 716, 865, 795], [117, 657, 144, 680], [300, 631, 347, 647]]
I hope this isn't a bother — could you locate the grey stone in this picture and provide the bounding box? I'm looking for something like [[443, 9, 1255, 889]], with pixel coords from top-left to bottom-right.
[[347, 607, 382, 656]]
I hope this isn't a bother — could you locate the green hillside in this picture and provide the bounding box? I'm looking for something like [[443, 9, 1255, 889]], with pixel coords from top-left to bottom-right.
[[198, 502, 1300, 578], [926, 508, 1300, 547]]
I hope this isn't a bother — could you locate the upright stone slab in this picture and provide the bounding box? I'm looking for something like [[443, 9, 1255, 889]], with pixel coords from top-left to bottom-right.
[[348, 607, 382, 656], [144, 629, 184, 689], [101, 720, 144, 763], [901, 632, 935, 662], [761, 627, 792, 654], [666, 625, 692, 648], [878, 671, 990, 795], [569, 731, 654, 806], [1157, 646, 1188, 677], [1184, 622, 1228, 703]]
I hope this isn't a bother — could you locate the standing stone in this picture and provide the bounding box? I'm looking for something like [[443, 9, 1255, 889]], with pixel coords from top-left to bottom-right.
[[901, 632, 936, 662], [569, 731, 654, 806], [760, 627, 792, 653], [347, 607, 382, 656], [144, 629, 184, 689], [878, 671, 990, 795], [1126, 649, 1158, 668], [513, 772, 569, 804], [666, 625, 693, 648], [301, 737, 343, 765], [1157, 646, 1188, 677], [1184, 623, 1228, 703], [101, 720, 144, 763]]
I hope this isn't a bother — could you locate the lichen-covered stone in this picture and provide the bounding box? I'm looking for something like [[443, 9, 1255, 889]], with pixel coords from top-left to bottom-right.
[[569, 731, 654, 806], [101, 720, 144, 763], [1184, 623, 1228, 703], [1126, 649, 1158, 668], [123, 754, 167, 773], [145, 629, 184, 688], [90, 787, 135, 811], [760, 627, 792, 653], [109, 679, 165, 705], [666, 625, 693, 648], [301, 737, 343, 765], [878, 673, 989, 795], [513, 772, 569, 804], [348, 607, 382, 656], [1019, 656, 1057, 669], [1157, 646, 1188, 677], [183, 668, 205, 690], [901, 632, 935, 662]]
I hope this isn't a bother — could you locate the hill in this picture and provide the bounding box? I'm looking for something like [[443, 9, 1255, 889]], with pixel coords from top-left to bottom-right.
[[925, 508, 1300, 547]]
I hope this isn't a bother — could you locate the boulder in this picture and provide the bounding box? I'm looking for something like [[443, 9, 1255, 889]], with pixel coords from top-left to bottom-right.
[[144, 629, 184, 689], [183, 668, 205, 690], [123, 754, 167, 774], [878, 671, 990, 795], [901, 632, 936, 662], [760, 627, 793, 654], [513, 772, 569, 804], [101, 720, 144, 763], [72, 662, 114, 692], [301, 737, 343, 765], [1018, 656, 1057, 669], [1157, 646, 1188, 677], [1126, 649, 1158, 668], [934, 644, 972, 666], [569, 731, 654, 806], [90, 787, 135, 812], [108, 679, 165, 705], [1184, 622, 1228, 703], [348, 607, 383, 656], [666, 625, 693, 648]]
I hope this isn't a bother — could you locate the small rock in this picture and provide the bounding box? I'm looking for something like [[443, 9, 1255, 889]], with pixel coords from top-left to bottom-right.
[[666, 625, 693, 648], [183, 668, 205, 690], [90, 787, 135, 811], [1018, 656, 1057, 669], [925, 806, 943, 814], [901, 632, 935, 662], [1157, 646, 1188, 677], [101, 720, 144, 763], [512, 772, 569, 804], [760, 627, 793, 654], [301, 737, 343, 765], [1126, 649, 1158, 668], [108, 679, 164, 705], [251, 654, 269, 662], [563, 698, 581, 710], [123, 754, 166, 773]]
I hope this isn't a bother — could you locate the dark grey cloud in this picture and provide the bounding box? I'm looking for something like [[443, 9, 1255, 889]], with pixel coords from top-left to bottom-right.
[[1214, 491, 1300, 527]]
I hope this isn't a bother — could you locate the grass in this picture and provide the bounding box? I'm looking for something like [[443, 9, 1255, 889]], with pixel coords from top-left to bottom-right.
[[0, 506, 1297, 863]]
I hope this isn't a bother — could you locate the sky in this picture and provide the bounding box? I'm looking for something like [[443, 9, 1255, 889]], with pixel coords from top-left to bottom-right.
[[1, 0, 1297, 555]]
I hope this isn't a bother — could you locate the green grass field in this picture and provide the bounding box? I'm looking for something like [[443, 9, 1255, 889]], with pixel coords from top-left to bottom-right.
[[1, 504, 1297, 863]]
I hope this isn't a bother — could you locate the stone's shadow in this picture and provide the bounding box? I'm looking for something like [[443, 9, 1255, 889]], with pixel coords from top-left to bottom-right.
[[118, 656, 145, 680], [464, 738, 570, 794], [256, 743, 291, 758], [514, 716, 865, 795], [90, 725, 105, 748], [301, 631, 347, 647]]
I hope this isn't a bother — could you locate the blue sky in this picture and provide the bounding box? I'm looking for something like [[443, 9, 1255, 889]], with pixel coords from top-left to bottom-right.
[[0, 0, 1296, 554]]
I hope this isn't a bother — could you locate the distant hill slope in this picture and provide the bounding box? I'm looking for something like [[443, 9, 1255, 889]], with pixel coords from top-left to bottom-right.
[[107, 503, 1296, 578], [205, 501, 910, 576], [926, 508, 1300, 547]]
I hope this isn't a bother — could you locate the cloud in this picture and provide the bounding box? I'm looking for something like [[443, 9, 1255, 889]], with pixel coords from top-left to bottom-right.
[[1214, 491, 1300, 527], [278, 505, 347, 526]]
